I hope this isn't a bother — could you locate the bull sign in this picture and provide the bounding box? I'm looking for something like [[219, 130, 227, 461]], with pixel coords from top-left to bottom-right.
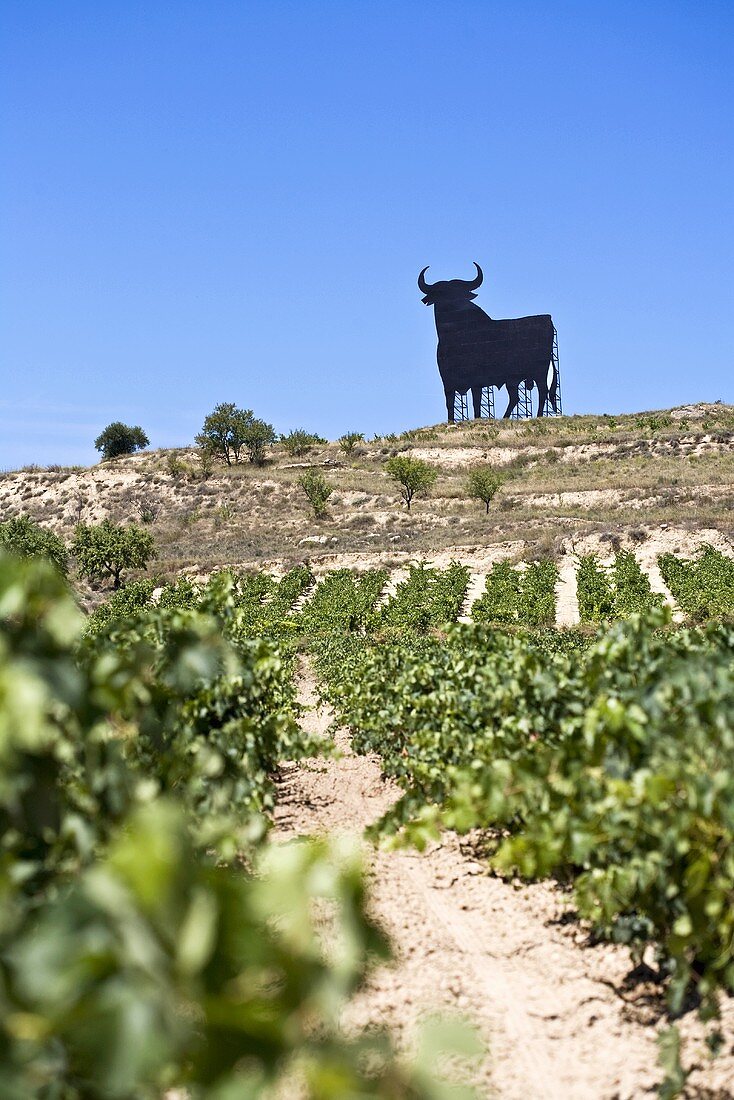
[[419, 262, 559, 421]]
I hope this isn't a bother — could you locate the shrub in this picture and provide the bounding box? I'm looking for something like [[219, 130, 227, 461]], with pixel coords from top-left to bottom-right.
[[338, 431, 364, 455], [281, 429, 326, 456], [466, 466, 503, 513], [384, 455, 437, 511], [165, 452, 187, 478], [94, 422, 149, 460], [73, 520, 157, 589], [0, 515, 68, 574], [135, 497, 160, 524], [298, 470, 333, 517], [242, 416, 277, 465], [195, 447, 214, 479]]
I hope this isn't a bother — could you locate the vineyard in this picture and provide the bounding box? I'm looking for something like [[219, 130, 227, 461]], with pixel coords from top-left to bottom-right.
[[4, 531, 734, 1096], [0, 556, 471, 1099]]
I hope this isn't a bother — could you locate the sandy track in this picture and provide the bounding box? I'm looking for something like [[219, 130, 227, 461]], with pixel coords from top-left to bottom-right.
[[555, 552, 580, 626], [273, 668, 706, 1098], [458, 570, 489, 623]]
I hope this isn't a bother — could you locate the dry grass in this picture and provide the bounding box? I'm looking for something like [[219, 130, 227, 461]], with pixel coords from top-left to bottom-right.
[[1, 403, 733, 575]]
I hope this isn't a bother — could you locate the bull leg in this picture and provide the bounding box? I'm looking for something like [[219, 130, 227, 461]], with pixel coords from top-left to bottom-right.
[[471, 385, 483, 418], [503, 382, 519, 419], [536, 376, 549, 417], [445, 389, 455, 423]]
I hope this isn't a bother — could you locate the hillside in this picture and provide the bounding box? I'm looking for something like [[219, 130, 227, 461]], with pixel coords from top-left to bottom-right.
[[2, 402, 733, 587]]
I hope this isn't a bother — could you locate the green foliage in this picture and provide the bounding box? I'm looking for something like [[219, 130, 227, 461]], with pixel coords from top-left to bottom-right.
[[73, 520, 157, 589], [611, 550, 665, 616], [195, 403, 276, 466], [338, 431, 365, 455], [94, 421, 150, 460], [298, 470, 333, 517], [377, 563, 469, 634], [0, 556, 459, 1098], [471, 559, 558, 627], [576, 554, 614, 621], [466, 466, 503, 513], [0, 515, 68, 575], [300, 569, 388, 636], [384, 455, 438, 511], [659, 546, 734, 622], [321, 609, 734, 1025], [280, 428, 327, 456], [242, 416, 277, 465], [85, 578, 156, 633], [577, 551, 664, 622], [635, 414, 672, 433], [1, 806, 409, 1099]]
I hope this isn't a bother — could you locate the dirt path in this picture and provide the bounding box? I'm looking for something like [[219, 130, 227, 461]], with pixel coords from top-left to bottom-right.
[[274, 668, 709, 1098], [458, 570, 488, 623], [555, 553, 580, 626]]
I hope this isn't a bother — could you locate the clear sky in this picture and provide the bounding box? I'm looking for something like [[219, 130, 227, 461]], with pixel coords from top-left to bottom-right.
[[2, 1, 732, 466]]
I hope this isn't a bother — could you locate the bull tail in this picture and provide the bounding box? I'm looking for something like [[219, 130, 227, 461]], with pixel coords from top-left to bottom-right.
[[548, 328, 559, 413]]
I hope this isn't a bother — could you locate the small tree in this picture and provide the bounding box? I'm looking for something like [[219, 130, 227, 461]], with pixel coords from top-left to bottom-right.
[[196, 403, 277, 467], [0, 515, 68, 574], [467, 467, 503, 513], [298, 471, 333, 518], [384, 455, 437, 511], [338, 432, 364, 456], [195, 403, 250, 466], [280, 429, 326, 457], [73, 520, 156, 590], [242, 417, 277, 465], [94, 422, 149, 461]]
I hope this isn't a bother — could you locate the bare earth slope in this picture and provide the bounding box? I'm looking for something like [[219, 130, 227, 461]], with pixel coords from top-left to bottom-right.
[[273, 668, 734, 1099], [2, 403, 733, 579]]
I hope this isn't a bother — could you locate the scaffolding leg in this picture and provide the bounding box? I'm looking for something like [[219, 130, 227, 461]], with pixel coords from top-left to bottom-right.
[[479, 386, 496, 419], [511, 381, 534, 420], [542, 328, 563, 417], [453, 392, 470, 422]]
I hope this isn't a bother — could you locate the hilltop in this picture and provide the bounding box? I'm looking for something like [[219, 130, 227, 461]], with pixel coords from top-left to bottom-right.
[[1, 402, 733, 585]]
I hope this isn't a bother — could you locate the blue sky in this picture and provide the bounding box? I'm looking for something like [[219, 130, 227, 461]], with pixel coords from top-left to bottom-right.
[[2, 1, 732, 466]]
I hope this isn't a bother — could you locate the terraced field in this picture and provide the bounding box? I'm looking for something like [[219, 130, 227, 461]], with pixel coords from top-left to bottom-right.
[[3, 405, 734, 1098]]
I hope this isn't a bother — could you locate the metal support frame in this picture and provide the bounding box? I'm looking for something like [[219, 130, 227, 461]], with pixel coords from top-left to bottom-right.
[[479, 386, 495, 418], [453, 391, 471, 422], [542, 327, 563, 417], [510, 382, 534, 420]]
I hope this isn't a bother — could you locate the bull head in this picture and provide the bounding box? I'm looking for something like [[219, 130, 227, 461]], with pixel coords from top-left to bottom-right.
[[418, 262, 483, 305]]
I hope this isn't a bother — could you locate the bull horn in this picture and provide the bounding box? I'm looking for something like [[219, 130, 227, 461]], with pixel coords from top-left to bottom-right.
[[418, 266, 433, 294], [466, 262, 483, 290]]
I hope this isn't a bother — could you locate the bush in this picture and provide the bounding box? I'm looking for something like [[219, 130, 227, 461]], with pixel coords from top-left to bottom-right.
[[384, 455, 437, 511], [338, 431, 364, 455], [0, 515, 68, 574], [298, 470, 333, 517], [466, 466, 502, 513], [135, 497, 160, 524], [72, 520, 157, 589], [94, 422, 149, 460], [281, 429, 326, 456], [242, 416, 277, 465]]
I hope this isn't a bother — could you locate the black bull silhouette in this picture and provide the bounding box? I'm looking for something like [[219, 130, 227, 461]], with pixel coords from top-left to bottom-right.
[[419, 263, 558, 421]]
